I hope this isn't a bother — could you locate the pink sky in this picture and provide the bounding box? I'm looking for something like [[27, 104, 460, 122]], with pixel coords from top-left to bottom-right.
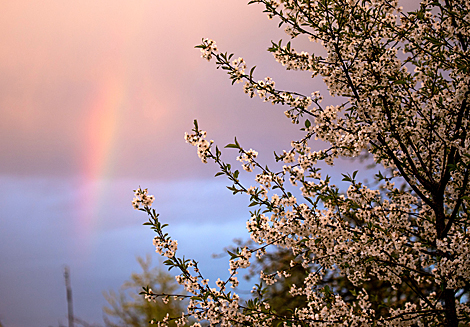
[[0, 0, 307, 180], [0, 1, 367, 326]]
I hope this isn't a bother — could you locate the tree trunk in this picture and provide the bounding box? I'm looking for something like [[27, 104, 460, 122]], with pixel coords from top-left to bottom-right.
[[444, 289, 458, 327]]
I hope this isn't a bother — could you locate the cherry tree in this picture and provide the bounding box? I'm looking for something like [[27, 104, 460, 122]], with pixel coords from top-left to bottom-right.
[[133, 0, 470, 325]]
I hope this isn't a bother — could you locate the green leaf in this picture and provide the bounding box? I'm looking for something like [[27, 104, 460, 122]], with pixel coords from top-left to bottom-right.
[[375, 171, 384, 180], [341, 173, 351, 182], [250, 66, 256, 78], [393, 79, 407, 85], [304, 197, 314, 205]]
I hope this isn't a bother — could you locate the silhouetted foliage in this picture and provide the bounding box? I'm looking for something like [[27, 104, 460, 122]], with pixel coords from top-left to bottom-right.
[[103, 255, 186, 327]]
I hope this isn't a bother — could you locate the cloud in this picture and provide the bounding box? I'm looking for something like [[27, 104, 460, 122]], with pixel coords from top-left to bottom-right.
[[0, 0, 326, 181], [0, 174, 253, 326]]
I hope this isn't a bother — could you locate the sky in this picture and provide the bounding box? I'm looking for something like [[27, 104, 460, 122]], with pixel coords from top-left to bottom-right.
[[0, 1, 369, 326]]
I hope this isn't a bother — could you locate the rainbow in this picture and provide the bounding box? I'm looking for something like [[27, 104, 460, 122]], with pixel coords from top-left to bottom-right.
[[77, 69, 126, 242], [74, 2, 158, 246]]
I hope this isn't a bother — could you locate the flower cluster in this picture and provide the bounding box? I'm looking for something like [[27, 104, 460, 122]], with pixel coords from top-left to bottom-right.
[[228, 246, 252, 272], [198, 38, 218, 61], [242, 76, 276, 102], [184, 128, 213, 163], [271, 43, 314, 71], [153, 237, 178, 258], [132, 187, 155, 209], [231, 57, 246, 83], [236, 148, 258, 172]]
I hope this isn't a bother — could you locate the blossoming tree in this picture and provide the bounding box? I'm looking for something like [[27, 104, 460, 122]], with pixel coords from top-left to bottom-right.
[[133, 0, 470, 325]]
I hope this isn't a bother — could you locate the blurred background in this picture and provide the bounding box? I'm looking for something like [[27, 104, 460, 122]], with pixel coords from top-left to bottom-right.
[[0, 1, 363, 326]]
